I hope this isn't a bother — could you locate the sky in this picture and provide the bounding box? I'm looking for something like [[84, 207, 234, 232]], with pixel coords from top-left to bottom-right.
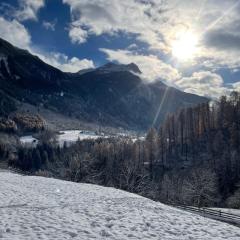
[[0, 0, 240, 98]]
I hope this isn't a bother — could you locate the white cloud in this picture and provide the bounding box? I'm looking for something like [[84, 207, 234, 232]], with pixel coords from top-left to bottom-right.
[[231, 81, 240, 91], [0, 16, 94, 73], [175, 71, 228, 98], [42, 19, 57, 31], [99, 47, 236, 99], [63, 0, 168, 51], [100, 47, 235, 99], [63, 0, 240, 71], [37, 52, 95, 72], [1, 0, 240, 98], [69, 26, 88, 44], [127, 44, 138, 50], [0, 17, 31, 49], [100, 48, 181, 82], [163, 0, 240, 70], [15, 0, 45, 21]]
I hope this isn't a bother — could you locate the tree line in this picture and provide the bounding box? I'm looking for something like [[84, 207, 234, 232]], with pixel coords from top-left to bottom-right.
[[1, 91, 240, 208]]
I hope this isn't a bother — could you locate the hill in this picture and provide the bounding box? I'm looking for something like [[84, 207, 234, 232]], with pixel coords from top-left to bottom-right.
[[0, 171, 240, 239]]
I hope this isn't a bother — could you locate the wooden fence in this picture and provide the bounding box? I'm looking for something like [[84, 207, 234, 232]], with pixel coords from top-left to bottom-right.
[[174, 205, 240, 227]]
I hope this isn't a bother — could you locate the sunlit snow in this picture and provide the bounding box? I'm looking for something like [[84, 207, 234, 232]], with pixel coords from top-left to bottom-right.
[[0, 172, 240, 240]]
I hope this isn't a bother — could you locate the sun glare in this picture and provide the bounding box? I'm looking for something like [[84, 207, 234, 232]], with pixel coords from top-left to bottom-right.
[[171, 31, 199, 62]]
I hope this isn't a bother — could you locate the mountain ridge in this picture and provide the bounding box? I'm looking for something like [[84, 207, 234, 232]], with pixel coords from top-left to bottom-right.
[[0, 37, 208, 130]]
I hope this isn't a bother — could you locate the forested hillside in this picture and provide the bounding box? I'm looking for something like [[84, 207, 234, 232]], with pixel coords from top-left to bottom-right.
[[1, 91, 240, 208], [146, 91, 240, 207]]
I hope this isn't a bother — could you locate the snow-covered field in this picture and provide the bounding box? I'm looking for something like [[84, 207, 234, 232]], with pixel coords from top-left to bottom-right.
[[19, 136, 38, 146], [19, 130, 104, 147], [0, 172, 240, 240], [20, 130, 142, 147], [58, 130, 102, 147]]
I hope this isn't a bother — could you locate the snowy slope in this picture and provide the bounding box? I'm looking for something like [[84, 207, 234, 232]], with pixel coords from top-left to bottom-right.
[[0, 172, 240, 240]]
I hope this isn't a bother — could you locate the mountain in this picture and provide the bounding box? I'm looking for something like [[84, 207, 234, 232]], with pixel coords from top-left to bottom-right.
[[0, 39, 67, 91], [0, 37, 208, 130], [97, 62, 141, 74]]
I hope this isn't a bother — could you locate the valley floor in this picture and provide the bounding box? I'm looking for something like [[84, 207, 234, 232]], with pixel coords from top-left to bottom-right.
[[0, 172, 240, 240]]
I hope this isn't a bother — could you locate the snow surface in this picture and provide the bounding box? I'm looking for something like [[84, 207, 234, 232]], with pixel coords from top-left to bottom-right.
[[0, 172, 240, 240], [20, 130, 103, 148], [57, 130, 102, 147], [20, 130, 142, 147], [19, 136, 38, 146]]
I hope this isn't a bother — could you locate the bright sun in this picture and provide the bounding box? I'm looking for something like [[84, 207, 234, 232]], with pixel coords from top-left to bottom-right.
[[171, 31, 199, 61]]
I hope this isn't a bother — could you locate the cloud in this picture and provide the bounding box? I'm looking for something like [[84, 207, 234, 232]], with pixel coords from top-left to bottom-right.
[[198, 3, 240, 70], [63, 0, 240, 72], [14, 0, 45, 21], [69, 26, 88, 44], [204, 30, 240, 52], [42, 19, 57, 31], [37, 52, 95, 72], [127, 44, 138, 50], [63, 0, 168, 51], [1, 0, 240, 98], [100, 47, 235, 98], [100, 48, 181, 82], [0, 16, 94, 73], [175, 71, 228, 98], [231, 81, 240, 91], [0, 17, 31, 49]]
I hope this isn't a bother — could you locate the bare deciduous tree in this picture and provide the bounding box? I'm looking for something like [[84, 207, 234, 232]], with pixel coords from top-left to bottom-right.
[[182, 168, 219, 207]]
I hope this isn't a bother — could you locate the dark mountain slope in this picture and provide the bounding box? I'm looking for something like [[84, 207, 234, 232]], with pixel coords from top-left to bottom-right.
[[0, 38, 68, 91], [0, 37, 208, 130]]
